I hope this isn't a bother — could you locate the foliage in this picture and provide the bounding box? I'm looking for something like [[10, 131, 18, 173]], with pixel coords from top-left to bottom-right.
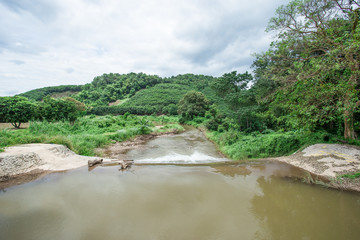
[[0, 96, 36, 128], [178, 91, 210, 120], [37, 97, 85, 123], [340, 172, 360, 179], [0, 115, 181, 156], [18, 85, 82, 101], [210, 71, 265, 131], [206, 129, 336, 160], [259, 0, 360, 139], [74, 72, 164, 106], [116, 83, 191, 115]]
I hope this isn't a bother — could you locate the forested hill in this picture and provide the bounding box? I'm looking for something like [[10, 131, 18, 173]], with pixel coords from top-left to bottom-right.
[[18, 85, 83, 101], [17, 72, 222, 110]]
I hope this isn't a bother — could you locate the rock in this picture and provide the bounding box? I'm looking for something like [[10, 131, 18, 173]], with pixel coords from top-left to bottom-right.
[[119, 160, 133, 170], [0, 153, 42, 177], [88, 159, 103, 167]]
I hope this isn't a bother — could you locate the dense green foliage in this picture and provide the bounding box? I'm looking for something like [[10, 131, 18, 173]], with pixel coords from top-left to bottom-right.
[[178, 91, 210, 121], [18, 85, 82, 101], [0, 96, 86, 126], [206, 129, 334, 160], [254, 0, 360, 139], [75, 72, 163, 106], [117, 83, 191, 115], [0, 96, 36, 128], [0, 115, 183, 156], [37, 97, 86, 123], [210, 71, 263, 131]]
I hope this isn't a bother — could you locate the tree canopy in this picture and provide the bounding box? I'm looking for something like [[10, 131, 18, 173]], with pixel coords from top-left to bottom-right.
[[256, 0, 360, 139], [178, 91, 210, 120], [0, 96, 35, 128]]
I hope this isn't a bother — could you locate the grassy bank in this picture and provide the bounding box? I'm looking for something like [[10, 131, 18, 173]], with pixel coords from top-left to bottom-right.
[[181, 117, 346, 160], [205, 129, 340, 160], [0, 115, 182, 156]]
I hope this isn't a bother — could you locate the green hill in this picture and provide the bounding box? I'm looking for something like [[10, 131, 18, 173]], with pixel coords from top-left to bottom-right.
[[116, 83, 192, 115], [18, 85, 82, 101], [18, 72, 230, 116]]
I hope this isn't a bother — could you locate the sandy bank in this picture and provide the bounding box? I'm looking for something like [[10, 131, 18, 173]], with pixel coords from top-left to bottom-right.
[[272, 144, 360, 192], [0, 144, 111, 179]]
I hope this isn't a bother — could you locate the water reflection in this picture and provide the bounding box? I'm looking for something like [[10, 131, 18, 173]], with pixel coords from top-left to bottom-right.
[[251, 175, 360, 240], [1, 127, 360, 239], [1, 163, 360, 240]]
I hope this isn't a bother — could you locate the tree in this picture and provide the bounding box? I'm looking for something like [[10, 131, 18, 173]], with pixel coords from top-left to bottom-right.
[[37, 97, 85, 123], [0, 96, 35, 128], [264, 0, 360, 139], [211, 71, 262, 130], [178, 91, 210, 120]]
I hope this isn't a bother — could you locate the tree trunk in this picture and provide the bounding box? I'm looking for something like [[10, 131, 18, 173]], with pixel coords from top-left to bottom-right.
[[344, 109, 355, 139], [343, 96, 359, 140], [11, 122, 21, 129], [343, 72, 358, 140]]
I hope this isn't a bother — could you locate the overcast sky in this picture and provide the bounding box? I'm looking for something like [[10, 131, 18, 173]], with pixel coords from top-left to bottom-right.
[[0, 0, 289, 96]]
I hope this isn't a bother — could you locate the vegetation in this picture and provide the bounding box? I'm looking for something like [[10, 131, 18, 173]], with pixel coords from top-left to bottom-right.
[[112, 83, 191, 115], [0, 96, 35, 128], [7, 0, 360, 160], [178, 91, 210, 121], [206, 129, 334, 160], [18, 85, 82, 101], [75, 72, 164, 106], [0, 96, 86, 127], [340, 172, 360, 179], [0, 115, 182, 156], [37, 97, 86, 123], [255, 0, 360, 139]]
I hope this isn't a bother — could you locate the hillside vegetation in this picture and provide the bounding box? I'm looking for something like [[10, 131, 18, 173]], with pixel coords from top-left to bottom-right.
[[18, 85, 82, 101], [6, 0, 360, 162]]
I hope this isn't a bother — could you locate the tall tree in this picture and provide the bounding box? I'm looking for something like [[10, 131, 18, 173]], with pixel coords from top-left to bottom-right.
[[178, 91, 210, 120], [211, 71, 261, 130], [265, 0, 360, 139]]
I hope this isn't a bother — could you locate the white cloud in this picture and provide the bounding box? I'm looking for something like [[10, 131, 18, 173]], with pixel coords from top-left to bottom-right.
[[0, 0, 289, 96]]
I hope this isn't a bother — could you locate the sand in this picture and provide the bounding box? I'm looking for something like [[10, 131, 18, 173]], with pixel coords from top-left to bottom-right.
[[0, 144, 104, 177], [272, 143, 360, 191]]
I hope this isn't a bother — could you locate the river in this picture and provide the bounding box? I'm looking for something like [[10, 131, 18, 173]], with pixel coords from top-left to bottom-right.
[[0, 129, 360, 239]]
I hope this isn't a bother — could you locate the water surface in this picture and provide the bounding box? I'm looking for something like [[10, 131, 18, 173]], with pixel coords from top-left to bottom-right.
[[0, 129, 359, 240]]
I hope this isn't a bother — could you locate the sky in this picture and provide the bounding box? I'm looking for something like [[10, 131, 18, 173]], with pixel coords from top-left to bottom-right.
[[0, 0, 289, 96]]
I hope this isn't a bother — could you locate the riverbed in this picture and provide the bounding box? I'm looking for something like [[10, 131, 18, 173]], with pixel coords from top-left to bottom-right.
[[0, 129, 360, 239]]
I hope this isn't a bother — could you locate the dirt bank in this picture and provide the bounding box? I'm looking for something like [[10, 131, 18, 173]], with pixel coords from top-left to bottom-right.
[[272, 144, 360, 192], [0, 143, 120, 185]]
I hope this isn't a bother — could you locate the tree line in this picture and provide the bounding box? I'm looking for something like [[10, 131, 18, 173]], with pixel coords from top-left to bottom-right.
[[208, 0, 360, 140], [0, 96, 85, 128]]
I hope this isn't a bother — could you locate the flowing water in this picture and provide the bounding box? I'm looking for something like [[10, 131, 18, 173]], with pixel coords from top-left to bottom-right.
[[0, 129, 360, 240]]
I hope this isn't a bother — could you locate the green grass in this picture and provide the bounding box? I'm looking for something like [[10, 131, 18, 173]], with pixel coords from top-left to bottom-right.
[[0, 115, 181, 156], [340, 172, 360, 179], [205, 129, 336, 160]]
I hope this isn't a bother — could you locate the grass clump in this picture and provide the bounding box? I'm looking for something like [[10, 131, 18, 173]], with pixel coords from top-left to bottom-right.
[[0, 115, 180, 156], [205, 129, 336, 160], [340, 172, 360, 179]]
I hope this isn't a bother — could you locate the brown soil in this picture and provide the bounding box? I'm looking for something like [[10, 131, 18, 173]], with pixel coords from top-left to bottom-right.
[[0, 122, 29, 129]]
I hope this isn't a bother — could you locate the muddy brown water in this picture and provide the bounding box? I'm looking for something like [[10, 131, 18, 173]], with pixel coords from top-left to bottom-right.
[[1, 129, 360, 240]]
